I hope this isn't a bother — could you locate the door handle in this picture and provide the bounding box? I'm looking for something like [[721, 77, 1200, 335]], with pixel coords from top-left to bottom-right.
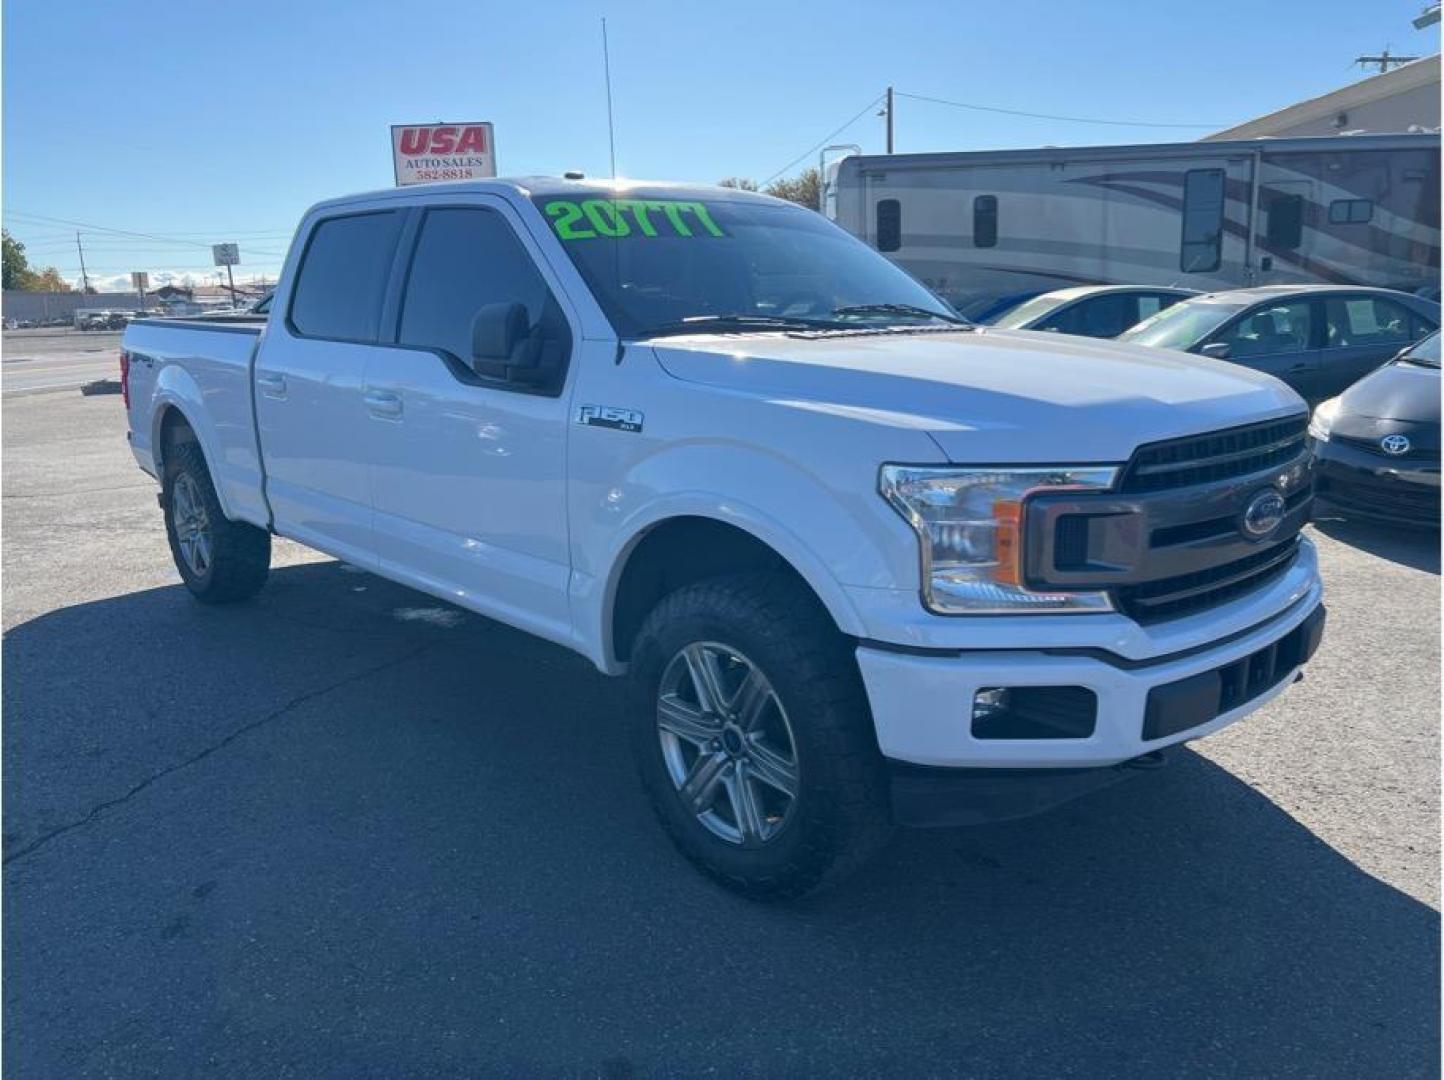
[[364, 388, 403, 418], [256, 371, 287, 395], [1287, 362, 1310, 372]]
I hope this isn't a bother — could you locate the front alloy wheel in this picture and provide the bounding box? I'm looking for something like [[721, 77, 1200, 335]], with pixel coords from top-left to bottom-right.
[[656, 642, 801, 847]]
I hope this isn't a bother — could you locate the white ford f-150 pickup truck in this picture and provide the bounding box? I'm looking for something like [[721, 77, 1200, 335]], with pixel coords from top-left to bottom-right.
[[122, 178, 1324, 897]]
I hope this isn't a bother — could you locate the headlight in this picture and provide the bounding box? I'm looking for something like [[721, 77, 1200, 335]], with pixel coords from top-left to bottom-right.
[[879, 465, 1119, 614], [1308, 397, 1342, 442]]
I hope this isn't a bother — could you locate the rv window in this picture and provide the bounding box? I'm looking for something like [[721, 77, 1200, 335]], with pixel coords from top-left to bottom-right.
[[1180, 169, 1225, 273], [1328, 199, 1373, 225], [1265, 193, 1304, 249], [876, 199, 902, 252], [973, 195, 998, 248]]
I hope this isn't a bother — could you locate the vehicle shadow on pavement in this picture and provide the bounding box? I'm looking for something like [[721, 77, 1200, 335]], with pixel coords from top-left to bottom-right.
[[4, 561, 1439, 1077], [1310, 513, 1440, 574]]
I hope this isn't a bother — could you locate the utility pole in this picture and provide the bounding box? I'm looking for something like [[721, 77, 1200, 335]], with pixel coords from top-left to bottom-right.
[[74, 232, 90, 293], [885, 86, 894, 154], [1355, 47, 1419, 73]]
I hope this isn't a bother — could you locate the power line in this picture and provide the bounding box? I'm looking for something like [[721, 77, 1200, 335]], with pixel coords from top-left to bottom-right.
[[893, 90, 1223, 129], [762, 92, 887, 184], [2, 210, 288, 259]]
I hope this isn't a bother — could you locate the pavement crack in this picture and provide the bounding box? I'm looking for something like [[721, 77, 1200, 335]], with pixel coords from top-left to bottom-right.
[[3, 483, 155, 499], [2, 643, 435, 867]]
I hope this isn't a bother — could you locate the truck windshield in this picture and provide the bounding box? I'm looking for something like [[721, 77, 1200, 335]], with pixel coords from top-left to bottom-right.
[[531, 191, 962, 338], [1118, 298, 1246, 351]]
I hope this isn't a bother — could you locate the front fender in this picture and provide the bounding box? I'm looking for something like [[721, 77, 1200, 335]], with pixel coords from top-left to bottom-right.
[[573, 440, 920, 673]]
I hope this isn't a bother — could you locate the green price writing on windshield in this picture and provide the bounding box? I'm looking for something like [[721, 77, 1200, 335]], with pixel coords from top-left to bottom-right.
[[544, 199, 726, 241]]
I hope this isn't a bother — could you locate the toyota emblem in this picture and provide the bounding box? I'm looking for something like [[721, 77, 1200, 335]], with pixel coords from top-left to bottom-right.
[[1240, 488, 1286, 540], [1380, 434, 1411, 456]]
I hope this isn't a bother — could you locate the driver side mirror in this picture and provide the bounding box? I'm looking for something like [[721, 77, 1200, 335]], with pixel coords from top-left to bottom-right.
[[470, 302, 532, 376], [1199, 341, 1232, 360]]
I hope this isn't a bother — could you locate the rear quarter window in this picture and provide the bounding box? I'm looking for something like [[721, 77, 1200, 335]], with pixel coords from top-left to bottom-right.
[[288, 211, 405, 342]]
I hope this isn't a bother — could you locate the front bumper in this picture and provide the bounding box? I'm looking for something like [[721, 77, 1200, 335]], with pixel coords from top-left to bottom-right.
[[888, 749, 1176, 827], [1312, 438, 1440, 527], [857, 578, 1324, 776]]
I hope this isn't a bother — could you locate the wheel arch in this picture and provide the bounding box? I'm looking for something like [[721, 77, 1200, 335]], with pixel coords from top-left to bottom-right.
[[148, 367, 237, 520], [603, 512, 866, 672]]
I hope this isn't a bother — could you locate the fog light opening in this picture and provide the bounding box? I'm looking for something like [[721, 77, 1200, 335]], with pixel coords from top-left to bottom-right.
[[970, 685, 1098, 740]]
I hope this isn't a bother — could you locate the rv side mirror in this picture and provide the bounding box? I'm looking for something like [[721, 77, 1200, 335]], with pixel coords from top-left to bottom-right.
[[470, 302, 531, 375], [1199, 342, 1232, 360]]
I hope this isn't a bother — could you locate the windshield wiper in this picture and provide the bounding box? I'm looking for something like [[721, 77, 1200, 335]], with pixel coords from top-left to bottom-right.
[[641, 314, 848, 337], [832, 303, 971, 325]]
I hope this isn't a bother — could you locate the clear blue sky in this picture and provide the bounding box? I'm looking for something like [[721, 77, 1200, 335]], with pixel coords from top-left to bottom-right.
[[3, 0, 1438, 290]]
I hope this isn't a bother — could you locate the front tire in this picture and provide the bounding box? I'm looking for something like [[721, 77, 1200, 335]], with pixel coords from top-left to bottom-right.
[[628, 573, 891, 899], [163, 438, 270, 603]]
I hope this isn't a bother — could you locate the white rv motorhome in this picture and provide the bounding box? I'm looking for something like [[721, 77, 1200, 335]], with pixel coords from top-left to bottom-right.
[[827, 133, 1441, 318]]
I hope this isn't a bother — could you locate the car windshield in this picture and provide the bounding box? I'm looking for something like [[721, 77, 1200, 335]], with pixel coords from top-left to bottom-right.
[[1400, 330, 1441, 367], [990, 293, 1070, 329], [1118, 298, 1246, 350], [531, 190, 962, 338]]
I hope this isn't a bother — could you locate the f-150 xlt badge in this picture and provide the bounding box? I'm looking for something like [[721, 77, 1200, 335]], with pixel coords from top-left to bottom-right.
[[576, 405, 644, 433]]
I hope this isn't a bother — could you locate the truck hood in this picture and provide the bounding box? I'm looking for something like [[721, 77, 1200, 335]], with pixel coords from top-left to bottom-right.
[[647, 328, 1305, 463]]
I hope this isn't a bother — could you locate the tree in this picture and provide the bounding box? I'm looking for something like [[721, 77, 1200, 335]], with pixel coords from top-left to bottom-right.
[[2, 228, 73, 292], [3, 229, 35, 290], [717, 168, 822, 212], [32, 268, 72, 293]]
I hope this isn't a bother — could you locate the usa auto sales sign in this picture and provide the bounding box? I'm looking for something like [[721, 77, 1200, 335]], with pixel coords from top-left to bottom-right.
[[391, 123, 496, 185]]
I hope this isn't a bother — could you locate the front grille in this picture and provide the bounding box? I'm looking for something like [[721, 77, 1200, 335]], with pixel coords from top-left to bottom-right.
[[1332, 434, 1441, 462], [1120, 415, 1308, 494], [1317, 474, 1440, 520], [1142, 604, 1326, 741], [1116, 538, 1300, 623]]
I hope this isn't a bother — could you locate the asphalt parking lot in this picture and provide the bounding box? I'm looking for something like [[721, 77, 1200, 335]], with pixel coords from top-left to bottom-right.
[[2, 328, 124, 396], [3, 391, 1439, 1077]]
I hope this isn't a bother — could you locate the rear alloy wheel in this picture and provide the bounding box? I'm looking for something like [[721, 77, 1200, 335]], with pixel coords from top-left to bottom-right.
[[170, 471, 214, 579], [162, 437, 271, 603], [656, 641, 801, 847]]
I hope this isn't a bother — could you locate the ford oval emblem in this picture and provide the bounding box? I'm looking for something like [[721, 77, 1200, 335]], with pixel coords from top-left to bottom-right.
[[1241, 488, 1287, 540], [1380, 434, 1411, 456]]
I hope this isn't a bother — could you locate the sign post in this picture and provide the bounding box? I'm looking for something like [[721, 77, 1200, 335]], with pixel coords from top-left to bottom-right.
[[391, 123, 496, 185], [212, 243, 240, 308]]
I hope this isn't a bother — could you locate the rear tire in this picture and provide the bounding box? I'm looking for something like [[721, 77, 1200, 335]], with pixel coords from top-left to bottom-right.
[[628, 572, 891, 899], [163, 438, 270, 603]]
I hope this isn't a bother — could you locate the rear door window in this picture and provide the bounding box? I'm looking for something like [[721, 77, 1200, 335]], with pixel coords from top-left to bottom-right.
[[1323, 296, 1417, 348], [288, 211, 405, 342]]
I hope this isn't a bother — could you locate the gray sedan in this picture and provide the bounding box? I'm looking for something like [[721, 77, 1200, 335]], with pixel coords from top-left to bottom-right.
[[1119, 284, 1440, 403]]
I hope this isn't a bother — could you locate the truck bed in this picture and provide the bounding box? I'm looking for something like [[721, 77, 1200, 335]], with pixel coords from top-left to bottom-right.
[[122, 316, 270, 529]]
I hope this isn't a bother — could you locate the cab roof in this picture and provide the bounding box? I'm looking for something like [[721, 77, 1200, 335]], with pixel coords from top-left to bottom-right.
[[305, 176, 789, 217]]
